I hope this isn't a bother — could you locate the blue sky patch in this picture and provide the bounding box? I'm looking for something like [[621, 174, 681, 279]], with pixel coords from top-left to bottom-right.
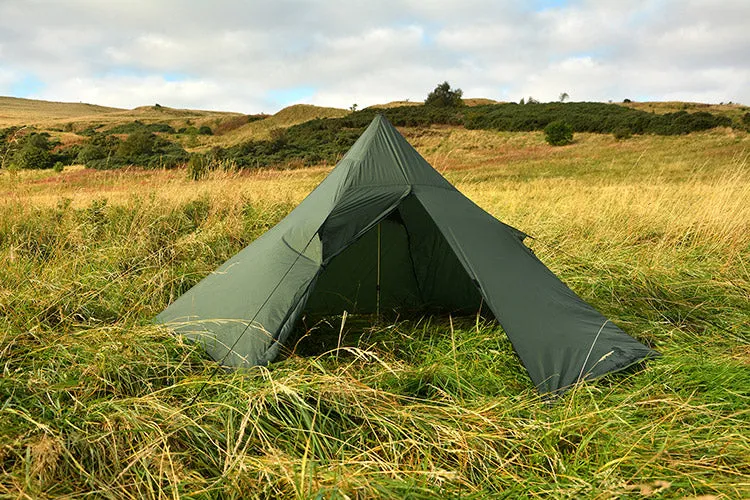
[[11, 74, 46, 97], [163, 72, 188, 82], [532, 0, 569, 12], [267, 86, 316, 106]]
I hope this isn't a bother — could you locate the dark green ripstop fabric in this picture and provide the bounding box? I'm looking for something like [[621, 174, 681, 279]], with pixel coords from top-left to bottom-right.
[[156, 115, 658, 394]]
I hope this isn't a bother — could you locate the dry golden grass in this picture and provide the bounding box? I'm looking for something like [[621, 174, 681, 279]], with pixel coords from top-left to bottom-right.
[[621, 100, 749, 120], [0, 95, 240, 132], [5, 127, 748, 261], [0, 96, 121, 127], [1, 126, 748, 498], [199, 104, 350, 148], [369, 98, 500, 109]]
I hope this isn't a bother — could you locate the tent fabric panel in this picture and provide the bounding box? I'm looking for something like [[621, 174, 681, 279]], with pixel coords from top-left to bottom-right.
[[342, 115, 456, 191], [396, 195, 484, 314], [414, 187, 657, 393], [319, 185, 411, 262], [156, 232, 323, 367], [305, 216, 422, 315]]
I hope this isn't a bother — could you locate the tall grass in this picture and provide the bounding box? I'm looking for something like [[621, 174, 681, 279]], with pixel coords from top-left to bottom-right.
[[1, 129, 748, 498]]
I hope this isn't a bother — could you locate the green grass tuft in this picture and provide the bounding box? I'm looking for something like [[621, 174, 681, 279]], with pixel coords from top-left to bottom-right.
[[1, 129, 748, 498]]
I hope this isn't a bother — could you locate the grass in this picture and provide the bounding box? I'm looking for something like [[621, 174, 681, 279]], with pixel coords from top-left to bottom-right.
[[621, 100, 749, 123], [0, 96, 122, 127], [1, 126, 748, 498], [198, 104, 350, 149], [368, 98, 500, 109], [0, 96, 240, 133], [1, 96, 350, 156]]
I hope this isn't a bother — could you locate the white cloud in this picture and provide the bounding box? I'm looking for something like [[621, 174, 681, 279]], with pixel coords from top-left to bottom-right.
[[0, 0, 748, 112]]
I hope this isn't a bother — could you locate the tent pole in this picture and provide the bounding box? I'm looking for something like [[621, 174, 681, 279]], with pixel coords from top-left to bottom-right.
[[376, 222, 381, 318]]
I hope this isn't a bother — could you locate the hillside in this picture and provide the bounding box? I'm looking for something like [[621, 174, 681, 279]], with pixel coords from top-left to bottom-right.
[[369, 97, 501, 109], [621, 100, 749, 122], [201, 104, 350, 147], [0, 95, 241, 132], [2, 95, 747, 174], [0, 96, 122, 127]]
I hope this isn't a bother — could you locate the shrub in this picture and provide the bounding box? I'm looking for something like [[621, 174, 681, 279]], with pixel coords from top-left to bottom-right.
[[117, 130, 156, 158], [77, 134, 120, 165], [187, 155, 208, 180], [425, 81, 463, 108], [11, 133, 54, 169], [108, 121, 175, 134], [544, 121, 574, 146], [198, 125, 213, 135], [13, 143, 53, 169], [0, 126, 23, 169], [53, 161, 64, 173], [613, 127, 632, 140]]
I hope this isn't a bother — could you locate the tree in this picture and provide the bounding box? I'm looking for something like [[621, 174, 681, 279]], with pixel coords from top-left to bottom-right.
[[544, 121, 574, 146], [0, 126, 26, 170], [117, 130, 156, 158], [559, 92, 569, 103], [77, 134, 120, 165], [11, 133, 54, 169], [425, 81, 463, 107]]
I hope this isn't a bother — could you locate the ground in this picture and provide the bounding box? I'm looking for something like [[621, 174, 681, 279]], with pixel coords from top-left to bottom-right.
[[0, 125, 748, 498]]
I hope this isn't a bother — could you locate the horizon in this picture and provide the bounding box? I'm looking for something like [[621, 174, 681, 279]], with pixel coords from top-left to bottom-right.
[[1, 93, 747, 116], [1, 1, 749, 114]]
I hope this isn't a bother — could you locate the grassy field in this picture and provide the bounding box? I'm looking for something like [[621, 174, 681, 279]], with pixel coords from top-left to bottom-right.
[[198, 104, 350, 148], [1, 125, 748, 498], [0, 96, 352, 157], [0, 96, 240, 132]]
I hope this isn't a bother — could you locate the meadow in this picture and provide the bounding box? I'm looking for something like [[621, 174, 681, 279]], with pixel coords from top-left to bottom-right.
[[1, 125, 748, 498]]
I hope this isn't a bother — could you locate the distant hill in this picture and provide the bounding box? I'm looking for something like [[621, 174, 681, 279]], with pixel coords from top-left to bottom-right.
[[202, 104, 350, 147], [620, 100, 748, 121], [0, 96, 350, 149], [0, 96, 122, 127], [369, 98, 501, 109], [2, 95, 746, 167], [0, 96, 241, 131]]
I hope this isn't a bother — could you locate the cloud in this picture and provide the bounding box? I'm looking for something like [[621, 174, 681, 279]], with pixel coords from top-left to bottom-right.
[[0, 0, 748, 112]]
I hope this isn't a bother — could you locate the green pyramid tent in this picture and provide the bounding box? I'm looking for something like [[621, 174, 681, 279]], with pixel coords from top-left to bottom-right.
[[157, 115, 657, 394]]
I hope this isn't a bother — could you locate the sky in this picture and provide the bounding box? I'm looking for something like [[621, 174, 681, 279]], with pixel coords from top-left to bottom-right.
[[0, 0, 748, 113]]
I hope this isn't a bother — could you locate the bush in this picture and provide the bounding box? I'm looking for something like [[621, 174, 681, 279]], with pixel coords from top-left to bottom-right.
[[613, 127, 632, 140], [77, 134, 120, 165], [108, 121, 175, 134], [425, 82, 463, 108], [11, 134, 54, 169], [544, 121, 574, 146], [53, 161, 64, 173], [117, 130, 156, 158], [198, 125, 213, 135], [187, 155, 208, 180], [13, 143, 53, 169]]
